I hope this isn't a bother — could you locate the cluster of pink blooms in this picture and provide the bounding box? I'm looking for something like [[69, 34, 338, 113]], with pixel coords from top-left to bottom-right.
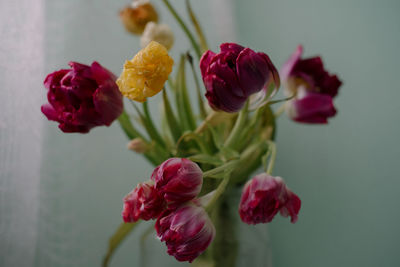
[[41, 43, 342, 134], [41, 40, 341, 263], [122, 158, 214, 262], [122, 158, 301, 262]]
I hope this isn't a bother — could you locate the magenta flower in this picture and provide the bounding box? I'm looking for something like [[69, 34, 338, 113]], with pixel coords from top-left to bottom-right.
[[200, 43, 280, 112], [122, 182, 165, 222], [151, 158, 203, 206], [41, 61, 123, 133], [155, 203, 215, 262], [281, 45, 342, 124], [239, 174, 301, 224]]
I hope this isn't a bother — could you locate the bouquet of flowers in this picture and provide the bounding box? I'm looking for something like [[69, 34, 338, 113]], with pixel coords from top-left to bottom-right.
[[41, 0, 342, 266]]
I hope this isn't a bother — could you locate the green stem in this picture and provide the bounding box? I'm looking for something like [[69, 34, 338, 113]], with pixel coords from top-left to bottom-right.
[[205, 171, 230, 212], [117, 109, 143, 140], [139, 224, 155, 267], [224, 102, 249, 148], [161, 0, 201, 58], [274, 103, 286, 117], [185, 0, 209, 52], [266, 141, 277, 175], [203, 160, 239, 178], [142, 101, 167, 149], [117, 110, 160, 165], [187, 52, 207, 119], [102, 222, 139, 267]]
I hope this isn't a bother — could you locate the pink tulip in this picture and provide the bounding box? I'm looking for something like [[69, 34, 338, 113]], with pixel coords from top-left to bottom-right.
[[122, 182, 165, 222], [151, 158, 203, 206], [41, 61, 123, 133], [239, 174, 301, 224], [155, 203, 215, 262], [281, 45, 342, 124], [200, 43, 279, 112]]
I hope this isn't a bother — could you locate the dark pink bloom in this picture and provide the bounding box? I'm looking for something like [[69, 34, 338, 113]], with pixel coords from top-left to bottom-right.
[[122, 182, 165, 222], [151, 158, 203, 206], [239, 174, 301, 224], [155, 203, 215, 262], [41, 61, 123, 133], [200, 43, 280, 112], [281, 45, 342, 124]]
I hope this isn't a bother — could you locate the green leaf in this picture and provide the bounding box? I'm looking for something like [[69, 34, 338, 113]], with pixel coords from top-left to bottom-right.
[[102, 222, 139, 267], [176, 55, 197, 131], [117, 110, 142, 140], [189, 154, 223, 166], [219, 147, 240, 162], [130, 101, 167, 150], [185, 0, 209, 53], [187, 52, 207, 119], [176, 131, 211, 154], [162, 89, 182, 143]]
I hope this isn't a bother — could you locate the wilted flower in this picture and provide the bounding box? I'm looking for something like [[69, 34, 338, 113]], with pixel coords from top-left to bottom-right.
[[141, 22, 174, 50], [41, 62, 123, 133], [119, 0, 158, 35], [200, 43, 280, 112], [122, 181, 165, 222], [155, 203, 216, 262], [117, 41, 174, 102], [239, 174, 301, 224], [281, 45, 342, 124], [151, 158, 203, 205]]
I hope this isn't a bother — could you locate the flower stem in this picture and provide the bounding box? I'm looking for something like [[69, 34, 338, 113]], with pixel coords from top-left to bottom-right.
[[205, 171, 230, 212], [195, 111, 218, 134], [266, 141, 277, 175], [203, 160, 239, 178], [224, 102, 249, 148], [161, 0, 201, 58], [117, 109, 143, 140], [186, 52, 207, 119], [142, 101, 167, 149], [274, 103, 286, 117], [117, 110, 161, 165], [185, 0, 209, 53]]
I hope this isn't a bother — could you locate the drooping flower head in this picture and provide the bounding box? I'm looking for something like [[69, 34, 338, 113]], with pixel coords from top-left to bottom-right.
[[151, 158, 203, 206], [281, 45, 342, 124], [119, 0, 158, 35], [200, 43, 280, 112], [239, 174, 301, 224], [41, 61, 123, 133], [156, 203, 216, 262], [122, 181, 165, 222], [117, 41, 174, 102], [141, 22, 174, 50]]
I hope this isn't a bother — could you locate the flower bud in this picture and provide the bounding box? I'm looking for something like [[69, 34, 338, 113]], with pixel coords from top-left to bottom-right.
[[239, 174, 301, 224], [117, 41, 174, 102], [119, 1, 158, 35], [151, 158, 203, 205], [127, 138, 149, 153], [156, 203, 215, 262], [281, 45, 342, 124], [122, 181, 165, 222], [41, 61, 123, 133], [141, 22, 174, 50], [200, 43, 280, 112]]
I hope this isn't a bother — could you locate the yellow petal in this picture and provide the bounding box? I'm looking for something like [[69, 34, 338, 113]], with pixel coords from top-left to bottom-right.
[[117, 41, 174, 102]]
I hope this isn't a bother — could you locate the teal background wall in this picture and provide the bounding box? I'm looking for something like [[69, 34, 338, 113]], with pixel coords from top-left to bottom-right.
[[234, 0, 400, 266], [30, 0, 400, 266]]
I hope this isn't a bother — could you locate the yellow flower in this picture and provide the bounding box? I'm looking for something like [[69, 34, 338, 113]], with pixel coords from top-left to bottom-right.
[[117, 41, 174, 102]]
